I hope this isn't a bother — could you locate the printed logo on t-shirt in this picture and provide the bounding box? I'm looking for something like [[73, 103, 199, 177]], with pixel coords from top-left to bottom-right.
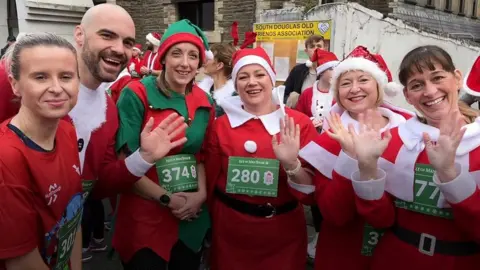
[[73, 165, 80, 176], [42, 193, 83, 270], [45, 184, 62, 206]]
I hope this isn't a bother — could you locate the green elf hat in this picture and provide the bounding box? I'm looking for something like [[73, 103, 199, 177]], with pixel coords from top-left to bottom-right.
[[157, 19, 213, 65]]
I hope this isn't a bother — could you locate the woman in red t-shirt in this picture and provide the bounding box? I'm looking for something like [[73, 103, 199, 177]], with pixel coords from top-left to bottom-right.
[[0, 33, 83, 270]]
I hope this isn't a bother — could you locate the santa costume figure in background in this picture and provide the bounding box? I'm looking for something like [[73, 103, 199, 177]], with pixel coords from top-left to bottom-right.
[[295, 48, 339, 131], [127, 44, 143, 79], [139, 32, 163, 77]]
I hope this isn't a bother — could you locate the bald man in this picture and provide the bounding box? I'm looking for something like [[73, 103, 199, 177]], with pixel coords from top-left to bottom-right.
[[65, 3, 187, 263]]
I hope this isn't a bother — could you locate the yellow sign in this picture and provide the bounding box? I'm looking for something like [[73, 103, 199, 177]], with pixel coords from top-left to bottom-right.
[[254, 20, 332, 41]]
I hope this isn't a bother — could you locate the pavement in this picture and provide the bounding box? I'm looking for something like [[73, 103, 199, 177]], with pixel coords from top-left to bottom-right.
[[83, 201, 315, 270]]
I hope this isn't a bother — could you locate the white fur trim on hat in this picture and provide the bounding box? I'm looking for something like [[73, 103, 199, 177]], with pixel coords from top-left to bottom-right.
[[205, 50, 214, 60], [133, 47, 141, 52], [330, 57, 398, 97], [316, 61, 339, 76], [232, 55, 276, 86], [146, 33, 160, 47], [305, 60, 313, 68], [384, 81, 404, 97]]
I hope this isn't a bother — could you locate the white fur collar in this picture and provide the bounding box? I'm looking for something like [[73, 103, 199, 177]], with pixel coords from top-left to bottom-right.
[[69, 83, 108, 134], [212, 79, 235, 102], [220, 86, 286, 135], [398, 117, 480, 155]]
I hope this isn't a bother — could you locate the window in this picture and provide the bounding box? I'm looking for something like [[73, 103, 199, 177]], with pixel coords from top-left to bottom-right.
[[445, 0, 452, 11], [7, 0, 18, 37], [93, 0, 107, 5], [177, 0, 214, 31], [459, 0, 465, 14], [473, 0, 478, 17]]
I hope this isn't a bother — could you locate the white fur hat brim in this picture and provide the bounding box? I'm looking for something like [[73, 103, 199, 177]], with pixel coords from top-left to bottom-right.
[[146, 33, 160, 47], [330, 57, 400, 97], [317, 61, 339, 76]]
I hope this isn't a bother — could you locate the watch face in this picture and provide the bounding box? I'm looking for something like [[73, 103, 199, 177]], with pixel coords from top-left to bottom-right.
[[160, 194, 170, 205]]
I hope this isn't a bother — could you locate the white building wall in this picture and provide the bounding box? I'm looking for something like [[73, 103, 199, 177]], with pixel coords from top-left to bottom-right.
[[261, 2, 480, 110], [0, 0, 9, 47]]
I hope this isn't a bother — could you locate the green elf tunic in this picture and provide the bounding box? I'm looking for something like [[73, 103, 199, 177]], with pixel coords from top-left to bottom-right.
[[111, 75, 214, 263]]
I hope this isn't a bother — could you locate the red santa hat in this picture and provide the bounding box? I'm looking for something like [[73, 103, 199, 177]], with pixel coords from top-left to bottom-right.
[[463, 55, 480, 96], [231, 47, 276, 86], [311, 48, 339, 75], [331, 46, 403, 97], [146, 32, 161, 47], [133, 44, 142, 52]]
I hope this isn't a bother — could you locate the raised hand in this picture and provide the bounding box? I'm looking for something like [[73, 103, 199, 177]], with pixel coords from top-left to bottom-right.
[[272, 116, 301, 170], [139, 113, 188, 163], [423, 110, 466, 182], [325, 112, 356, 158], [352, 110, 392, 166]]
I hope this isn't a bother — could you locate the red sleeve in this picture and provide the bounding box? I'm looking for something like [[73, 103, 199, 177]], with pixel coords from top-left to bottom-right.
[[195, 103, 216, 164], [295, 91, 310, 117], [91, 98, 141, 199], [355, 193, 396, 228], [0, 160, 38, 259], [316, 170, 358, 226], [287, 110, 317, 205], [204, 120, 223, 209], [0, 61, 20, 123], [451, 189, 480, 242]]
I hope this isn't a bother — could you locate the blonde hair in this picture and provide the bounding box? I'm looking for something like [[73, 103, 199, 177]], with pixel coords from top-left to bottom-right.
[[333, 71, 384, 110]]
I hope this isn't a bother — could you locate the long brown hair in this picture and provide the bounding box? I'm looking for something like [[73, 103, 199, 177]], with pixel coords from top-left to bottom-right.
[[398, 45, 479, 124]]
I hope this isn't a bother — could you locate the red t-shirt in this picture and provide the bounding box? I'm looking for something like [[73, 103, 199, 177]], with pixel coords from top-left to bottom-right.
[[0, 120, 82, 269]]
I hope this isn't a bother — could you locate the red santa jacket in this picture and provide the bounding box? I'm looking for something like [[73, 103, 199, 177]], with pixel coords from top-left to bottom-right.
[[141, 50, 162, 72], [344, 118, 480, 270], [66, 84, 152, 199], [295, 84, 334, 119], [295, 104, 414, 270]]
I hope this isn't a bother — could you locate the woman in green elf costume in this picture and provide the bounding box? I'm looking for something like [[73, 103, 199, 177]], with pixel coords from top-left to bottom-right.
[[111, 19, 215, 270]]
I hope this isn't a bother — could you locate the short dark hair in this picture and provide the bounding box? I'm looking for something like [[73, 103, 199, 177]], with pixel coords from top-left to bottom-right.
[[7, 35, 16, 42], [305, 35, 324, 49]]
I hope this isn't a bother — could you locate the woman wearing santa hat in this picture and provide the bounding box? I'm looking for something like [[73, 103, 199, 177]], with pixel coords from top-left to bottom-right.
[[139, 32, 163, 77], [296, 48, 339, 131], [329, 45, 480, 270], [285, 46, 414, 270], [204, 47, 318, 270], [113, 19, 215, 270]]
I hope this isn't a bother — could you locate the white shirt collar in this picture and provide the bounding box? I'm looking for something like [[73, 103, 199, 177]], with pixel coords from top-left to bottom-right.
[[398, 116, 480, 155], [212, 79, 235, 101], [220, 86, 286, 135]]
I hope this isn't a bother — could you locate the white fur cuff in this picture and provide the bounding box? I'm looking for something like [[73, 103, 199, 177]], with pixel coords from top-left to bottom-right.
[[434, 163, 477, 204], [351, 169, 386, 200], [288, 178, 315, 194], [125, 150, 154, 177]]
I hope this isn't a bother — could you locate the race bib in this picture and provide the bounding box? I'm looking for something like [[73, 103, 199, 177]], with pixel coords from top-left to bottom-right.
[[361, 224, 385, 256], [226, 157, 280, 197], [156, 154, 198, 193], [395, 164, 452, 219], [82, 180, 95, 201], [51, 194, 83, 270]]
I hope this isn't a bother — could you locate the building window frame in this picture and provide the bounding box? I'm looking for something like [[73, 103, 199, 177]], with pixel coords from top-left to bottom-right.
[[444, 0, 452, 12], [7, 0, 18, 37], [473, 0, 478, 18], [459, 0, 465, 15], [176, 0, 215, 31]]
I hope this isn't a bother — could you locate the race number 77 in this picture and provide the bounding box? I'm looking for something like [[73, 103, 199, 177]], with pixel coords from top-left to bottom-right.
[[415, 179, 440, 200]]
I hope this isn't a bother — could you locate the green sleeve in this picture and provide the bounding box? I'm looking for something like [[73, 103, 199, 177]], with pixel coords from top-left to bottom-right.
[[115, 87, 145, 153]]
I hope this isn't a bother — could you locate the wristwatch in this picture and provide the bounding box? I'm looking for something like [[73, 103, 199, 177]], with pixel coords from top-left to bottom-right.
[[158, 192, 172, 207], [285, 159, 302, 176]]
